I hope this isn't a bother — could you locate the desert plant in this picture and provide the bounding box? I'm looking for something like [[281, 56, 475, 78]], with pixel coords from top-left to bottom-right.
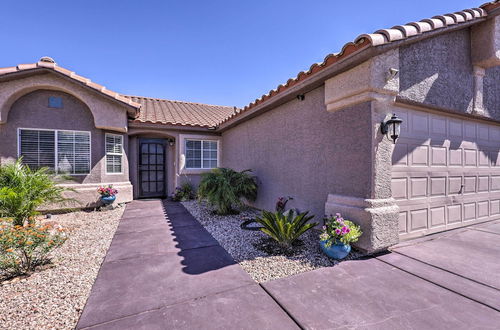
[[197, 168, 257, 215], [0, 159, 72, 226], [320, 213, 362, 246], [0, 220, 67, 277], [254, 210, 317, 248], [172, 182, 195, 201]]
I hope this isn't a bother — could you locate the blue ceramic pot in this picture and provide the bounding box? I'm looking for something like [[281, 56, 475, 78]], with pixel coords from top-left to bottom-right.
[[320, 240, 351, 260], [100, 195, 116, 205]]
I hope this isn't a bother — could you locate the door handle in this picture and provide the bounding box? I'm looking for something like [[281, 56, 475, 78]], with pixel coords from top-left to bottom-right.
[[458, 184, 464, 195]]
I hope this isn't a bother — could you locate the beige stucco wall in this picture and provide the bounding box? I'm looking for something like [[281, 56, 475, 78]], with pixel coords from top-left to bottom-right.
[[0, 89, 132, 207], [221, 86, 373, 220]]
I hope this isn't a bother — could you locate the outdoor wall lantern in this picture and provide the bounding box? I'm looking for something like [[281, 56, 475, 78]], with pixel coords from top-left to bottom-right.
[[381, 113, 403, 144]]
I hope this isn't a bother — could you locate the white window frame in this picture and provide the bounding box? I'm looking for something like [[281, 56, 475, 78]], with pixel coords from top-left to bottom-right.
[[184, 139, 219, 169], [105, 133, 124, 175], [17, 128, 92, 176]]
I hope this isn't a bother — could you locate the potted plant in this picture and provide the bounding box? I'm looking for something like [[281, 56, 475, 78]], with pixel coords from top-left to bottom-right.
[[319, 213, 362, 260], [97, 185, 118, 205]]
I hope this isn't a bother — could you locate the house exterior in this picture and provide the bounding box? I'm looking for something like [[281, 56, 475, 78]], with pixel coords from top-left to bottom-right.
[[1, 1, 499, 252]]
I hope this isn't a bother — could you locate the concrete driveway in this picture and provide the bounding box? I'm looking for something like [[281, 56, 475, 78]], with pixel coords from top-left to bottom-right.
[[264, 220, 500, 329], [78, 200, 500, 329]]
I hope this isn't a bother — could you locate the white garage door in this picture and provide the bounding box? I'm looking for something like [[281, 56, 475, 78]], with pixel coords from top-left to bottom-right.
[[391, 107, 500, 240]]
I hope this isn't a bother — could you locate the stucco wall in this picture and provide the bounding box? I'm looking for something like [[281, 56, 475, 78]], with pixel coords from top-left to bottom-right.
[[399, 29, 475, 114], [0, 90, 129, 185], [484, 66, 500, 118], [221, 86, 372, 220]]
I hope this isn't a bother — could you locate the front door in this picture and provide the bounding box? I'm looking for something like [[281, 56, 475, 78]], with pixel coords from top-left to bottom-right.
[[139, 139, 166, 198]]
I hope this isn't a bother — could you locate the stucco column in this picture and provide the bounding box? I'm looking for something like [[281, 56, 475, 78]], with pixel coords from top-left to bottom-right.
[[324, 50, 400, 252]]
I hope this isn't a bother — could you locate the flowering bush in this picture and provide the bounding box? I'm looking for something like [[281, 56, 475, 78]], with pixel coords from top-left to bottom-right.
[[172, 182, 194, 202], [0, 220, 67, 277], [320, 213, 362, 246], [97, 185, 118, 197], [275, 196, 293, 213]]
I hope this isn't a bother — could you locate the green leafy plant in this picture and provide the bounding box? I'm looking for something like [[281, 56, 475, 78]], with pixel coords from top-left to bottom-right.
[[0, 220, 67, 277], [254, 210, 317, 248], [320, 213, 362, 246], [197, 168, 258, 215], [172, 182, 195, 202], [0, 159, 73, 226]]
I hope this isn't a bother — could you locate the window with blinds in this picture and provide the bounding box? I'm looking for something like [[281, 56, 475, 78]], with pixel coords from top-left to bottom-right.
[[105, 134, 123, 174], [185, 139, 218, 169], [18, 129, 91, 174]]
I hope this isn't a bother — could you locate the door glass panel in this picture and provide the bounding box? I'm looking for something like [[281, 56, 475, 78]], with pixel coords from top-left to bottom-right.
[[139, 141, 166, 197]]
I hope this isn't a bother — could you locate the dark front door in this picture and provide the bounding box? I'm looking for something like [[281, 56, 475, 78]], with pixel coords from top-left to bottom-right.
[[139, 139, 166, 198]]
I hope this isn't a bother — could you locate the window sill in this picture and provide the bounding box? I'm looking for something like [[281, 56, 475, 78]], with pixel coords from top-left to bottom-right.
[[180, 168, 215, 175]]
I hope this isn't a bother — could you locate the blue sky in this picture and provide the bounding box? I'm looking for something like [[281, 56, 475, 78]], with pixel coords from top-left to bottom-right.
[[1, 0, 480, 107]]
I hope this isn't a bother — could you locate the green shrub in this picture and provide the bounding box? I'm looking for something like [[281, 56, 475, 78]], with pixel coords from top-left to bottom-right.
[[198, 168, 257, 215], [254, 210, 317, 248], [0, 160, 72, 226], [0, 220, 67, 277], [172, 182, 195, 201]]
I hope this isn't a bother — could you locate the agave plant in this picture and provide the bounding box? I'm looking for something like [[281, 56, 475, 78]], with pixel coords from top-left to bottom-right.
[[0, 159, 72, 226], [255, 210, 317, 249], [197, 168, 258, 215]]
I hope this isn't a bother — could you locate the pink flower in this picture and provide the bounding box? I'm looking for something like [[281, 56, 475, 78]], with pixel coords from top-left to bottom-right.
[[335, 229, 341, 235]]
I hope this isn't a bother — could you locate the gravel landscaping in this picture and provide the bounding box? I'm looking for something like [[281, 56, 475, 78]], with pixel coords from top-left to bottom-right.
[[181, 200, 365, 282], [0, 206, 124, 330]]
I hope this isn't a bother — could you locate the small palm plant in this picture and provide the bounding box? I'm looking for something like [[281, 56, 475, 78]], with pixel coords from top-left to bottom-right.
[[0, 160, 72, 226], [254, 210, 317, 249], [197, 168, 258, 215]]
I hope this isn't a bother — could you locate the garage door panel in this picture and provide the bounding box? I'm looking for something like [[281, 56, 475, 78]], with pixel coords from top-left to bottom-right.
[[491, 176, 500, 191], [411, 145, 429, 166], [431, 147, 447, 166], [391, 178, 408, 200], [410, 178, 427, 198], [464, 149, 478, 166], [410, 209, 428, 231], [478, 201, 489, 218], [392, 108, 500, 239], [463, 176, 477, 194], [430, 177, 446, 196], [464, 203, 476, 221], [430, 206, 446, 227], [392, 143, 408, 166], [399, 212, 408, 234], [491, 200, 500, 215], [449, 149, 463, 166]]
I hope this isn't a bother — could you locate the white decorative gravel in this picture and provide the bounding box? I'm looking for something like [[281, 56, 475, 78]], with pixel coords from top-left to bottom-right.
[[181, 201, 365, 283], [0, 206, 124, 330]]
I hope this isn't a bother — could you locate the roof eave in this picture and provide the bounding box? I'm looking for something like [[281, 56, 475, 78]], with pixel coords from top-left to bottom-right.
[[217, 16, 489, 132]]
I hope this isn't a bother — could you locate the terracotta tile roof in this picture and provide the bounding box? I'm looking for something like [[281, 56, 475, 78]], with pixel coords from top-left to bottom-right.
[[0, 57, 141, 110], [125, 95, 237, 128], [218, 3, 496, 126]]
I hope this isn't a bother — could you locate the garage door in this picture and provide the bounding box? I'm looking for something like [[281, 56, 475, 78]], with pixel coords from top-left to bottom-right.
[[391, 107, 500, 240]]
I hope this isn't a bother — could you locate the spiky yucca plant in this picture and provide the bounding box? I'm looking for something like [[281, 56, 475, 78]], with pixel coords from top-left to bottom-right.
[[0, 160, 72, 226], [197, 168, 257, 215], [255, 210, 317, 248]]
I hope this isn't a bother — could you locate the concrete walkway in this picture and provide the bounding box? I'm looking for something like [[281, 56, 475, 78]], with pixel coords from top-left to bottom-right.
[[78, 200, 500, 329], [263, 220, 500, 329], [76, 200, 298, 329]]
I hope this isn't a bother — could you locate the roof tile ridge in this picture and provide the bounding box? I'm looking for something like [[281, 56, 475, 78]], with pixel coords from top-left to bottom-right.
[[218, 4, 489, 126], [122, 94, 235, 109]]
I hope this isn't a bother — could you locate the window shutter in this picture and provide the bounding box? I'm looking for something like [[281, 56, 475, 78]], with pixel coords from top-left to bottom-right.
[[57, 131, 91, 174], [106, 134, 123, 173], [19, 129, 56, 171]]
